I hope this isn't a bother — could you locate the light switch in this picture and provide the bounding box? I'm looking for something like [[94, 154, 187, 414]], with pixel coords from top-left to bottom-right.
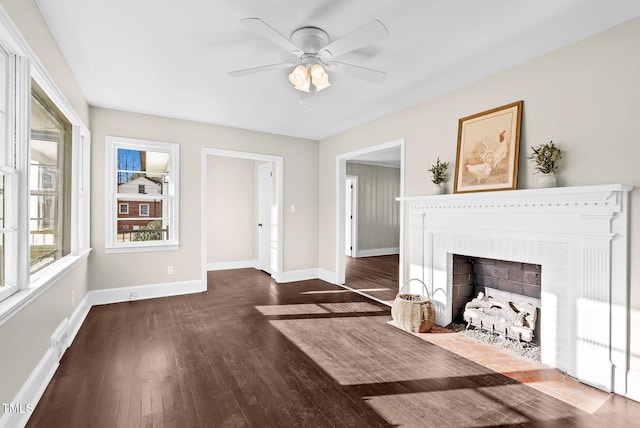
[[290, 204, 296, 213]]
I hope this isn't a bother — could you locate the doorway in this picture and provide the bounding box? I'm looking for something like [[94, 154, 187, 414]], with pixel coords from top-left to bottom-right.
[[201, 148, 284, 282], [336, 139, 405, 305]]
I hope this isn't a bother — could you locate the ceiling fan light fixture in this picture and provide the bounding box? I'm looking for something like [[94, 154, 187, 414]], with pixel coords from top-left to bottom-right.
[[314, 80, 331, 92], [294, 78, 311, 92], [310, 64, 325, 80], [309, 64, 331, 92], [289, 65, 309, 87]]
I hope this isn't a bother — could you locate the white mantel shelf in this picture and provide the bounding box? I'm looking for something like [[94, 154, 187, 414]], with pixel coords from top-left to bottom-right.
[[397, 183, 632, 208], [399, 183, 632, 396]]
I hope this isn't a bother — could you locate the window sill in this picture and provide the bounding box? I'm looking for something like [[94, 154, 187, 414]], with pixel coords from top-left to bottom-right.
[[0, 248, 92, 326], [104, 244, 179, 254]]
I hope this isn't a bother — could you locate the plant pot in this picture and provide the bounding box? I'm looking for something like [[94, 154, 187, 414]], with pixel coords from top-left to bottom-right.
[[432, 183, 445, 195], [536, 173, 557, 188]]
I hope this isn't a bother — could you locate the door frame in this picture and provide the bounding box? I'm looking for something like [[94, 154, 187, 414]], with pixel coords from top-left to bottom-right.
[[258, 162, 273, 273], [345, 175, 358, 257], [201, 148, 284, 281], [335, 139, 405, 285]]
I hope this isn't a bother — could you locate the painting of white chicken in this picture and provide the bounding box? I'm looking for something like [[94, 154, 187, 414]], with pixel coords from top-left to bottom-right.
[[464, 130, 508, 183], [454, 100, 522, 194]]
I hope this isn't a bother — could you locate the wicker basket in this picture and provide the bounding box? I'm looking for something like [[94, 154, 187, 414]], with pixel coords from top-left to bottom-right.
[[391, 278, 436, 333]]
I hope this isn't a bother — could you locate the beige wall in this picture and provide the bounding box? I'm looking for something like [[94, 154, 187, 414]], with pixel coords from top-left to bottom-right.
[[0, 261, 89, 408], [346, 163, 400, 252], [0, 0, 91, 409], [89, 107, 319, 289], [207, 156, 256, 264], [319, 18, 640, 369]]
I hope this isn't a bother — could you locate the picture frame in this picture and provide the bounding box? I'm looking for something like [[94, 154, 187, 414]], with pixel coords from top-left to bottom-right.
[[453, 100, 523, 193]]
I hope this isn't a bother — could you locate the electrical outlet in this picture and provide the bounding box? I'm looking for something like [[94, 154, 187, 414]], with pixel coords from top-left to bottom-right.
[[168, 266, 174, 275]]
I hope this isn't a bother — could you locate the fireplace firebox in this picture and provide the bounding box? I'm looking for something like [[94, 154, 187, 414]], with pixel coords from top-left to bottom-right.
[[452, 255, 541, 344]]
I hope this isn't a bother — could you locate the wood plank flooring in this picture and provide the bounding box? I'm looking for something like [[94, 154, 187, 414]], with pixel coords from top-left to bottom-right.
[[27, 268, 640, 427], [345, 254, 399, 304]]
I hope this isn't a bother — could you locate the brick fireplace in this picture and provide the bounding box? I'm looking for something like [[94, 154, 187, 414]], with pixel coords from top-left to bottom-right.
[[400, 184, 631, 395], [451, 255, 541, 343]]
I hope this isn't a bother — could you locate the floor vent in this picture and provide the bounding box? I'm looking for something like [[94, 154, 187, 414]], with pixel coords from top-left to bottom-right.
[[50, 318, 69, 361]]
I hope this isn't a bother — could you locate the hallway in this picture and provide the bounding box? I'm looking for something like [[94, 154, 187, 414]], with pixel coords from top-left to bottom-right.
[[345, 254, 399, 304]]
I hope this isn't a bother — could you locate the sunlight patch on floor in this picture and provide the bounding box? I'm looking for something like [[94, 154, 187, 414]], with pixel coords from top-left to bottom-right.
[[301, 288, 390, 295], [388, 320, 610, 414], [255, 301, 386, 316], [269, 316, 456, 385], [363, 388, 536, 428]]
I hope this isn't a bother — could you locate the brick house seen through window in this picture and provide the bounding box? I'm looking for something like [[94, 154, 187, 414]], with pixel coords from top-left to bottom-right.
[[117, 176, 164, 241]]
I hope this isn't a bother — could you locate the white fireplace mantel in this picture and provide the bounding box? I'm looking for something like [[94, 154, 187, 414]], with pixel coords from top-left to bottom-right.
[[398, 184, 632, 395]]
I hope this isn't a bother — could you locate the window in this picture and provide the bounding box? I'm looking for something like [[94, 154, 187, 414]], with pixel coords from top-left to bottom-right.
[[105, 137, 179, 251], [119, 203, 129, 215], [0, 45, 17, 303], [0, 21, 91, 311], [30, 81, 72, 274]]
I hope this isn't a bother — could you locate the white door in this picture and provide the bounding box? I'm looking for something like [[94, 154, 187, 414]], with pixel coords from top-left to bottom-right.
[[345, 176, 357, 257], [258, 163, 273, 273]]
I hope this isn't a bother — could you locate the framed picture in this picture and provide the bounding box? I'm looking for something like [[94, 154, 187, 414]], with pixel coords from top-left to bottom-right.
[[453, 100, 523, 193]]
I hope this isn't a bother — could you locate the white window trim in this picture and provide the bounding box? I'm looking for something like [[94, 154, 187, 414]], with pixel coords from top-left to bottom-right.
[[139, 203, 149, 216], [0, 6, 92, 324], [119, 203, 129, 215], [105, 136, 179, 253]]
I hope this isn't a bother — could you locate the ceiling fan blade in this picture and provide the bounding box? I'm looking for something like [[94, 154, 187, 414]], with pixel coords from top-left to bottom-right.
[[320, 19, 389, 59], [228, 62, 295, 77], [241, 18, 304, 56], [327, 61, 387, 83]]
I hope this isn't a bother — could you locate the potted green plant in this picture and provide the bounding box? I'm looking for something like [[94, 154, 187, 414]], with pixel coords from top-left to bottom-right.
[[428, 157, 449, 194], [527, 141, 562, 188]]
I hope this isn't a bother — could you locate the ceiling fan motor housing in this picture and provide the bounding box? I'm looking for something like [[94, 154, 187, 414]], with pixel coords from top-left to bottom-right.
[[290, 27, 330, 56]]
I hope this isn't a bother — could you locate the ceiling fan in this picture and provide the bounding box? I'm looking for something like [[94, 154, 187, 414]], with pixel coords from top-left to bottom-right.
[[228, 18, 389, 93]]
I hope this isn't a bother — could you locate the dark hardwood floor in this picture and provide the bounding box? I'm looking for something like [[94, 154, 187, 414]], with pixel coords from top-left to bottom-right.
[[27, 268, 640, 427], [345, 254, 399, 304]]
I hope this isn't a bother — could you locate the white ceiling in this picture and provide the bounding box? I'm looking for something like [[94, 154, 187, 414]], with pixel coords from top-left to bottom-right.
[[36, 0, 640, 141]]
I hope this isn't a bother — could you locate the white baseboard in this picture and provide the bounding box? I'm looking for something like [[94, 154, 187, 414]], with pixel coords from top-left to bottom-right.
[[0, 279, 207, 427], [67, 295, 91, 348], [206, 260, 258, 271], [0, 347, 58, 428], [274, 269, 318, 283], [356, 247, 400, 258], [626, 370, 640, 403], [89, 279, 205, 306], [318, 268, 338, 284]]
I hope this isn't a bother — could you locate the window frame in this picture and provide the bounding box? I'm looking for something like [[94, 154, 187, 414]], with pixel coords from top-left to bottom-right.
[[0, 12, 91, 319], [105, 136, 179, 253], [139, 203, 149, 217], [118, 203, 129, 215]]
